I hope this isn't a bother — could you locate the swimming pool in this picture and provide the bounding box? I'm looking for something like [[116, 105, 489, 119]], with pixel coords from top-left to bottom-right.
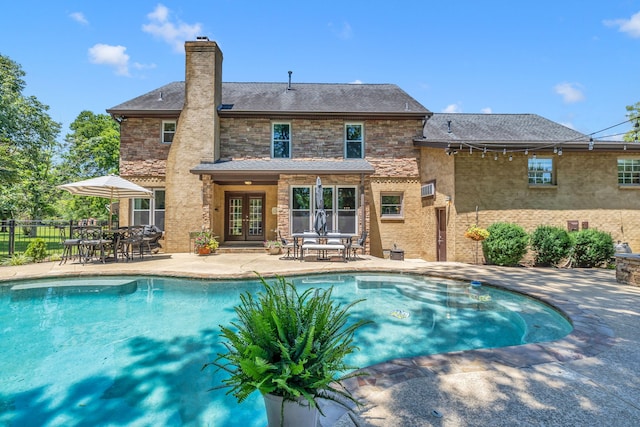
[[0, 273, 572, 426]]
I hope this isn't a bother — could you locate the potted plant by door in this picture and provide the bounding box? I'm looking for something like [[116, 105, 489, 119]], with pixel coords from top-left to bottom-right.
[[264, 240, 283, 255], [204, 275, 371, 427], [194, 230, 219, 255]]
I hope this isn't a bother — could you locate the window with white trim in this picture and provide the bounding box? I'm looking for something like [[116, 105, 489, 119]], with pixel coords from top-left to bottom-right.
[[345, 123, 364, 158], [162, 121, 176, 144], [132, 189, 165, 230], [272, 123, 291, 158], [618, 158, 640, 185], [528, 157, 554, 185], [380, 192, 403, 218], [290, 185, 358, 233]]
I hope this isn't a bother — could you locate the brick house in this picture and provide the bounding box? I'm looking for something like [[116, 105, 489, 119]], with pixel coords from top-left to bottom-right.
[[107, 39, 640, 262]]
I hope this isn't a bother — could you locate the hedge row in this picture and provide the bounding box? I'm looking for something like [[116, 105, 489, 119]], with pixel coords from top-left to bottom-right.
[[480, 223, 614, 268]]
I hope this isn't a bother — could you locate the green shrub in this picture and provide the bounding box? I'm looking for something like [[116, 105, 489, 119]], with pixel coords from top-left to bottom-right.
[[572, 229, 615, 268], [482, 222, 529, 266], [530, 226, 572, 267], [1, 253, 33, 266], [24, 238, 48, 262]]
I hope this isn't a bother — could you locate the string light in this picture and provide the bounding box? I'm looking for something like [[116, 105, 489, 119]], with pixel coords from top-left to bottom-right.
[[435, 115, 640, 158]]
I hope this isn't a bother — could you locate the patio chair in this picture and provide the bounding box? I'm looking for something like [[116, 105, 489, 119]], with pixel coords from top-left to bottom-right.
[[59, 226, 84, 265], [278, 230, 295, 260], [350, 231, 368, 260], [120, 226, 146, 261], [142, 225, 164, 255]]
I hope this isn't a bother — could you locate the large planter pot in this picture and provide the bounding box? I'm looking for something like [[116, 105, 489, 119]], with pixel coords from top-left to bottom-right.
[[268, 247, 282, 255], [197, 247, 211, 255], [263, 393, 319, 427]]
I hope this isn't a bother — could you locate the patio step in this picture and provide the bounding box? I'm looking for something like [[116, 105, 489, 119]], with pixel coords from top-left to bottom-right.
[[216, 242, 266, 254]]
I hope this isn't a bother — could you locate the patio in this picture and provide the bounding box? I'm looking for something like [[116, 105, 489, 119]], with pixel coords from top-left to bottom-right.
[[1, 254, 639, 426]]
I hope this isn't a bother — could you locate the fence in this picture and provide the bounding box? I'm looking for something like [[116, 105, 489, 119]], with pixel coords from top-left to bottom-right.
[[0, 219, 89, 259]]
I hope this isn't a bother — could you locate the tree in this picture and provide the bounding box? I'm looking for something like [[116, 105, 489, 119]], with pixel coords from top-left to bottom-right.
[[60, 110, 120, 179], [55, 110, 120, 220], [624, 102, 640, 142], [0, 54, 61, 221]]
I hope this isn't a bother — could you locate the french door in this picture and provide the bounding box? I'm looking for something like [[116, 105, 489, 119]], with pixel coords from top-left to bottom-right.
[[224, 192, 265, 241]]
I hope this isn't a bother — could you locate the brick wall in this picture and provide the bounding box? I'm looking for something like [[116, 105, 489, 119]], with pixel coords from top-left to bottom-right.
[[426, 149, 640, 263]]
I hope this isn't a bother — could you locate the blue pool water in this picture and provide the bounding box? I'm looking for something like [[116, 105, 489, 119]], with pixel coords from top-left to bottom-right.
[[0, 273, 572, 426]]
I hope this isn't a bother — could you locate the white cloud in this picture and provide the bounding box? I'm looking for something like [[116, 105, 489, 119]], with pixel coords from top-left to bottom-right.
[[481, 107, 492, 114], [350, 79, 363, 84], [443, 103, 462, 113], [70, 12, 88, 25], [328, 21, 353, 40], [133, 62, 157, 70], [554, 82, 585, 104], [604, 11, 640, 38], [88, 44, 130, 76], [142, 4, 203, 53]]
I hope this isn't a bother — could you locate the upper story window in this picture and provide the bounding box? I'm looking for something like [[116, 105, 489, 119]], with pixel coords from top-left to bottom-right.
[[380, 192, 403, 218], [272, 123, 291, 158], [618, 158, 640, 185], [162, 121, 176, 144], [345, 123, 364, 158], [528, 157, 554, 185]]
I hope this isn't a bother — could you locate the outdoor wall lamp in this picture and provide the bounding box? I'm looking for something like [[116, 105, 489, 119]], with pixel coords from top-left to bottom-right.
[[244, 180, 252, 185]]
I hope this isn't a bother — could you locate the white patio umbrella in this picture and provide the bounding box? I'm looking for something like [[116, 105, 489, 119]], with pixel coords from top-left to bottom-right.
[[57, 175, 153, 229]]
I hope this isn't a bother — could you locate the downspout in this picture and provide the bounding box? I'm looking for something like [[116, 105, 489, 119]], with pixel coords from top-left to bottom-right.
[[360, 174, 366, 234]]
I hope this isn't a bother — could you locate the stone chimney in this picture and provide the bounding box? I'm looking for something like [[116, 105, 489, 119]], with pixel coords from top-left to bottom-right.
[[164, 39, 222, 252]]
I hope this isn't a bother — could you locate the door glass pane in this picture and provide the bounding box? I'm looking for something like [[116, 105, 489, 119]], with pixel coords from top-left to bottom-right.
[[248, 197, 263, 236], [292, 187, 311, 232], [337, 187, 357, 233], [320, 187, 334, 231], [228, 198, 243, 236]]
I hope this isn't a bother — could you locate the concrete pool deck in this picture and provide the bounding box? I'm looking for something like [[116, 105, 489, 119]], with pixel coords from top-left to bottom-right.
[[1, 253, 639, 426]]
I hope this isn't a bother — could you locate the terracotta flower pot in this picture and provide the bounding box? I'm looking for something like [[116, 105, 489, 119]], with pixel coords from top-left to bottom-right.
[[197, 247, 211, 255]]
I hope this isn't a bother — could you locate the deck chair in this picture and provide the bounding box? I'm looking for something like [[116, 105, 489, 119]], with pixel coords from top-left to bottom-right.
[[350, 231, 368, 260], [278, 230, 295, 259]]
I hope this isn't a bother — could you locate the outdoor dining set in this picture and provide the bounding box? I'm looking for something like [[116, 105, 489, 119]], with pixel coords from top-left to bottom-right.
[[279, 230, 367, 262], [59, 225, 163, 265]]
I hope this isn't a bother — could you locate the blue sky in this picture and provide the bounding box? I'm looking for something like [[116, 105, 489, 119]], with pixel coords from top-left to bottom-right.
[[2, 1, 639, 141]]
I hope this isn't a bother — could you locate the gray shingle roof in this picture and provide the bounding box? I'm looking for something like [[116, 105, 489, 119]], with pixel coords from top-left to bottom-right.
[[419, 113, 589, 144], [190, 159, 375, 175], [107, 82, 429, 117]]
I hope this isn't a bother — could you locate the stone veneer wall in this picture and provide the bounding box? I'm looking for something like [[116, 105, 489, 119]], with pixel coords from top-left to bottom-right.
[[615, 254, 640, 286]]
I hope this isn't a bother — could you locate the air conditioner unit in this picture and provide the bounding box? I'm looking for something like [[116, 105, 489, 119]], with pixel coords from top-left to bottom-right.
[[421, 182, 435, 198]]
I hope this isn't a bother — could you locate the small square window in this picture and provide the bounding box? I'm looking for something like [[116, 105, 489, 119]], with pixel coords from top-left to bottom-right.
[[381, 193, 403, 218], [528, 157, 554, 185], [272, 123, 291, 158], [345, 123, 364, 158], [162, 121, 176, 144]]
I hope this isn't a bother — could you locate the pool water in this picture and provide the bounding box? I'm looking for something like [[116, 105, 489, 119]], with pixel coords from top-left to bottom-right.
[[0, 274, 572, 427]]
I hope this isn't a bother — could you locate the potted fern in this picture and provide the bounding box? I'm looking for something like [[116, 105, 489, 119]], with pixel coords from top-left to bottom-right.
[[204, 274, 371, 427]]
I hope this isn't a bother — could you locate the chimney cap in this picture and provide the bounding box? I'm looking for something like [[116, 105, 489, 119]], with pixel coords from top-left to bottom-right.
[[196, 36, 209, 41]]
